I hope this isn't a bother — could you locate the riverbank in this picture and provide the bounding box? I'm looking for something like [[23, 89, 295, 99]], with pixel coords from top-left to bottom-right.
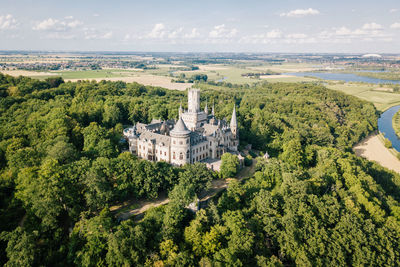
[[353, 133, 400, 174], [392, 110, 400, 138]]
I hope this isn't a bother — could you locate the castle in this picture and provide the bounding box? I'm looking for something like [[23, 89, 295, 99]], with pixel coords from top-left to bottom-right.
[[123, 88, 239, 166]]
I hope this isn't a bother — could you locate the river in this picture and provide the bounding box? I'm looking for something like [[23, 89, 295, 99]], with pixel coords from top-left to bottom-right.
[[284, 72, 400, 84], [378, 105, 400, 152]]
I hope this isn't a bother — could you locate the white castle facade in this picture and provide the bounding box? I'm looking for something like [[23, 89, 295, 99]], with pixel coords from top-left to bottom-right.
[[123, 88, 239, 166]]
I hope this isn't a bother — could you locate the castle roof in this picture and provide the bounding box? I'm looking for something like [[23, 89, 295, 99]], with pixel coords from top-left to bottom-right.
[[139, 131, 171, 146], [170, 117, 190, 136]]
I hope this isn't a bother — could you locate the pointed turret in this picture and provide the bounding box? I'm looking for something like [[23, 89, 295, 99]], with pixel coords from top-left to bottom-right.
[[204, 100, 208, 114], [179, 101, 183, 118], [171, 117, 190, 136], [212, 101, 215, 116], [230, 104, 237, 128], [230, 104, 238, 140]]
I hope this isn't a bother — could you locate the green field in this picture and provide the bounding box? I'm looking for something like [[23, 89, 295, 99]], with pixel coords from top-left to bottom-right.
[[326, 83, 400, 111], [44, 69, 133, 80]]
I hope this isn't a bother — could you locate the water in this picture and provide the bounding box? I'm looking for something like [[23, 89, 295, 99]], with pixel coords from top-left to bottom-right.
[[378, 105, 400, 152], [284, 72, 400, 84]]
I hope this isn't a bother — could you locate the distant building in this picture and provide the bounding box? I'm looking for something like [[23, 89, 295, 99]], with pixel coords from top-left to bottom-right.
[[123, 88, 239, 166]]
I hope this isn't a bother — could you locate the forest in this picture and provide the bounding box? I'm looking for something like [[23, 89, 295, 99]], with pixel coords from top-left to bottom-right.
[[0, 73, 400, 266]]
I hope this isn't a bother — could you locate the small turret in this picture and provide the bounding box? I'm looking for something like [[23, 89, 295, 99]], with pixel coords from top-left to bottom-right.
[[211, 102, 215, 116], [204, 100, 208, 114]]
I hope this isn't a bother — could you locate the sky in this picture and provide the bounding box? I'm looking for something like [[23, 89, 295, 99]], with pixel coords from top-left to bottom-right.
[[0, 0, 400, 53]]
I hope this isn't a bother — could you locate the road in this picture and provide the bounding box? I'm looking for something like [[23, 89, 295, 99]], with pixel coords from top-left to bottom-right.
[[112, 159, 258, 221]]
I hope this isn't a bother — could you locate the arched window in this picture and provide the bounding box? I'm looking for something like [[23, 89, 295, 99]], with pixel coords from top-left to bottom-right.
[[173, 152, 176, 159], [179, 152, 183, 160]]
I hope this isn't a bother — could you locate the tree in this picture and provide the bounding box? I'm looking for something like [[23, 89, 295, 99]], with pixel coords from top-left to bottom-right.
[[1, 227, 37, 267], [220, 153, 239, 178]]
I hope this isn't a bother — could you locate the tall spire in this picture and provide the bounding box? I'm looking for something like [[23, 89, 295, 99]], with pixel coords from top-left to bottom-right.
[[204, 99, 208, 114], [230, 104, 238, 140], [212, 101, 215, 116], [230, 104, 237, 128], [179, 100, 183, 118]]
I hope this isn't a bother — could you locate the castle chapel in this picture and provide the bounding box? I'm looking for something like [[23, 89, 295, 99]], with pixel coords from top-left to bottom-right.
[[123, 88, 239, 165]]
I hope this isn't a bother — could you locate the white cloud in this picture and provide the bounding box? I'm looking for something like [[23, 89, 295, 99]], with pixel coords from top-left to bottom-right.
[[265, 29, 282, 38], [209, 24, 237, 38], [0, 14, 18, 30], [280, 8, 320, 18], [390, 9, 398, 13], [390, 22, 400, 29], [45, 32, 76, 40], [286, 33, 308, 39], [33, 17, 82, 31], [33, 18, 58, 30], [147, 23, 166, 38], [168, 27, 183, 39], [184, 28, 200, 39], [84, 28, 113, 40], [362, 22, 383, 30]]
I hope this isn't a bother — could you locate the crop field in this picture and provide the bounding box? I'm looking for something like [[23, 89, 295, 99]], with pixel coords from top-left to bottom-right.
[[326, 83, 400, 111]]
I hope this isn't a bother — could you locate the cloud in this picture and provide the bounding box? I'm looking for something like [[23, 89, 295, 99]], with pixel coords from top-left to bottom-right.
[[0, 14, 18, 30], [390, 22, 400, 29], [168, 27, 183, 39], [84, 28, 113, 40], [280, 8, 320, 18], [390, 9, 398, 13], [209, 24, 237, 38], [362, 22, 383, 30], [286, 33, 308, 39], [265, 29, 282, 38], [33, 17, 82, 31], [147, 23, 166, 38], [184, 28, 200, 39]]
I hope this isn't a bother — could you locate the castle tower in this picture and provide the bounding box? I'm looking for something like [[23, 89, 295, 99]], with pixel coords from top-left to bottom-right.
[[188, 88, 200, 113], [170, 117, 191, 166], [204, 100, 208, 114], [230, 104, 238, 139]]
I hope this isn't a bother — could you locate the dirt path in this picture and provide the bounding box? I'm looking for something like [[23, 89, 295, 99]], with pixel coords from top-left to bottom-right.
[[112, 159, 258, 221], [353, 134, 400, 173]]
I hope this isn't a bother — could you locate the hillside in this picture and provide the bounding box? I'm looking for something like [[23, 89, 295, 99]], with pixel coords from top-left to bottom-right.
[[0, 74, 399, 266]]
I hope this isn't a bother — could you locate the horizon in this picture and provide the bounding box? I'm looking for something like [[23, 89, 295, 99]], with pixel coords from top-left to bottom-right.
[[1, 0, 400, 53]]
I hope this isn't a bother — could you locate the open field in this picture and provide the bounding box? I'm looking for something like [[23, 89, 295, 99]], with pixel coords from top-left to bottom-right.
[[326, 83, 400, 111], [354, 134, 400, 174], [260, 75, 317, 83], [65, 75, 192, 91], [247, 63, 321, 73], [1, 70, 57, 77]]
